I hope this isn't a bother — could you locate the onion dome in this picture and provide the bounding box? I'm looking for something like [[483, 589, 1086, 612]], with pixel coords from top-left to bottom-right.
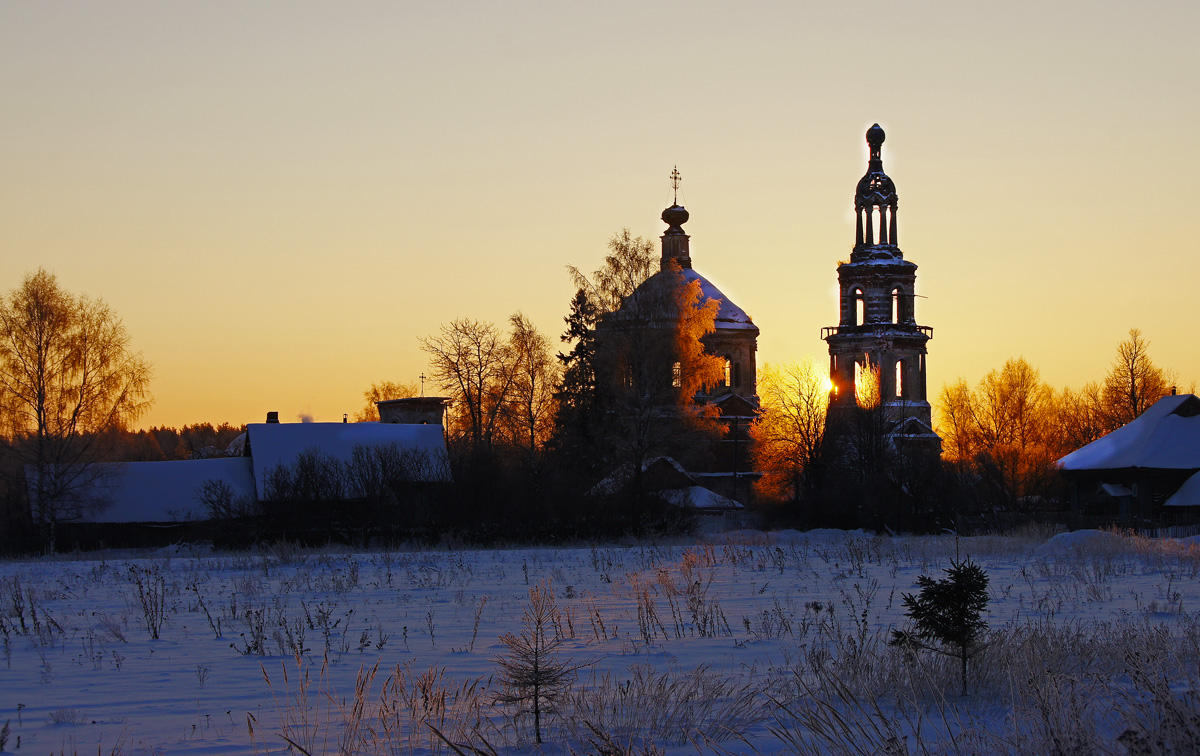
[[855, 123, 897, 209], [662, 203, 689, 234]]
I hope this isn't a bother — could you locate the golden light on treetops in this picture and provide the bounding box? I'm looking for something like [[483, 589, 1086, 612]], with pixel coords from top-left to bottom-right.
[[855, 362, 881, 411]]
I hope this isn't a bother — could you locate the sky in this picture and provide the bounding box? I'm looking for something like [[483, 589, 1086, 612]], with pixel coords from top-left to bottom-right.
[[2, 1, 1197, 429]]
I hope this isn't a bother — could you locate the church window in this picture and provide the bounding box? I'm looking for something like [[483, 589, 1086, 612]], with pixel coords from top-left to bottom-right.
[[672, 361, 682, 388], [732, 362, 742, 388], [895, 360, 905, 398], [721, 358, 731, 388], [892, 288, 902, 323]]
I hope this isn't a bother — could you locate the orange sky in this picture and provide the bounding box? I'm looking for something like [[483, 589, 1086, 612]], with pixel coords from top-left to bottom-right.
[[2, 1, 1197, 429]]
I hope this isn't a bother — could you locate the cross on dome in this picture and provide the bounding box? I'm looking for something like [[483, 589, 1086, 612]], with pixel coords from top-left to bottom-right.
[[670, 166, 681, 204]]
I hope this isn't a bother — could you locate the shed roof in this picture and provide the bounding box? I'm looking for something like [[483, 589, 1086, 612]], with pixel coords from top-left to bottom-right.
[[658, 486, 745, 510], [1166, 471, 1200, 507]]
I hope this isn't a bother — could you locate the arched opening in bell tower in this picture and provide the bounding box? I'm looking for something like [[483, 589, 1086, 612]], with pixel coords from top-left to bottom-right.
[[854, 358, 880, 409], [852, 287, 866, 326]]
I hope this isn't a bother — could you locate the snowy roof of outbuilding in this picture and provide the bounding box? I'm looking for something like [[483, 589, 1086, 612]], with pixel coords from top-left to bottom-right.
[[88, 458, 256, 523], [1166, 471, 1200, 507], [658, 486, 745, 511], [246, 422, 450, 484], [1099, 483, 1133, 498], [587, 456, 695, 496], [1058, 395, 1200, 471]]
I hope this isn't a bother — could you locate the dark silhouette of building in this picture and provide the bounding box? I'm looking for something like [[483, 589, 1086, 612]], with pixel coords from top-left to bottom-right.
[[822, 124, 940, 452], [1059, 393, 1200, 529], [594, 170, 761, 505]]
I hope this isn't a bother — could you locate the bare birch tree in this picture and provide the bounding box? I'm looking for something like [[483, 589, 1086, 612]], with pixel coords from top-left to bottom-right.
[[504, 312, 558, 467], [0, 269, 152, 548], [1101, 328, 1174, 429], [420, 318, 518, 453]]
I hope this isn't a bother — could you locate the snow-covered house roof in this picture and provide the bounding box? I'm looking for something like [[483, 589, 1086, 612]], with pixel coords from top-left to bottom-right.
[[84, 458, 256, 524], [1058, 395, 1200, 471], [246, 422, 450, 486]]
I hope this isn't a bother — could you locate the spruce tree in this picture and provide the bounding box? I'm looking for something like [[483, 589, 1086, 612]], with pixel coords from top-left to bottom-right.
[[892, 557, 989, 695]]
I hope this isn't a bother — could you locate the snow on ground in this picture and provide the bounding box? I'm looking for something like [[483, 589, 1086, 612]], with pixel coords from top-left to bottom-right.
[[2, 529, 1200, 754]]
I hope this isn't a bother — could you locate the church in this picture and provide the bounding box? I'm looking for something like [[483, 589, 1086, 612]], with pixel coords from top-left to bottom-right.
[[591, 169, 762, 507], [595, 124, 941, 510]]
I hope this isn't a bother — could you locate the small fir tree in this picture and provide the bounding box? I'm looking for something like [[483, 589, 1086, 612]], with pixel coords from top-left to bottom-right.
[[891, 557, 989, 695], [493, 581, 581, 743]]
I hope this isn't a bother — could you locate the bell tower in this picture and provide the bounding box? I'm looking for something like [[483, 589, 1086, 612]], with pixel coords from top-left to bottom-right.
[[822, 124, 938, 444]]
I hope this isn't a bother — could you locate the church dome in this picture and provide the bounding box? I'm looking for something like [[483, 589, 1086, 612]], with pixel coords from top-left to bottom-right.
[[680, 268, 757, 332], [621, 268, 757, 332], [662, 204, 689, 226], [662, 203, 689, 233]]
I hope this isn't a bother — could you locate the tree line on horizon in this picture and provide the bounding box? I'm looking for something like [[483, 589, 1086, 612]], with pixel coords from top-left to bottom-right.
[[749, 328, 1184, 526], [0, 259, 1188, 552]]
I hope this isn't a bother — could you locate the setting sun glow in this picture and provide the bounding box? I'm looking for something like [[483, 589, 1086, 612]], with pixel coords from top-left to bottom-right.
[[2, 2, 1196, 428]]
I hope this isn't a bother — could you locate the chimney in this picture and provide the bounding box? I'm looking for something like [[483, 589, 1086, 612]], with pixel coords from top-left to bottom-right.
[[266, 411, 279, 424]]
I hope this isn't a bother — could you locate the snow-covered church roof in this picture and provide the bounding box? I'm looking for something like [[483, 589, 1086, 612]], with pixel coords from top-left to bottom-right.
[[680, 268, 757, 331], [1058, 394, 1200, 471], [647, 192, 758, 334]]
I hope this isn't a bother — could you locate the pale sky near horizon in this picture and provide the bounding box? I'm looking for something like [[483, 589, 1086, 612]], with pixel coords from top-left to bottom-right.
[[2, 1, 1197, 429]]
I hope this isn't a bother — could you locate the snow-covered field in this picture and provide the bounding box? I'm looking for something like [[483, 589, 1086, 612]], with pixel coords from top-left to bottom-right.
[[3, 528, 1200, 755]]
